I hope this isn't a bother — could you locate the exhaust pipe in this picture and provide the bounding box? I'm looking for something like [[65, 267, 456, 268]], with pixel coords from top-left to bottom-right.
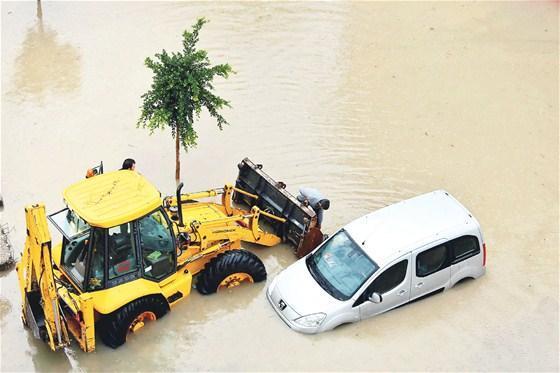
[[176, 182, 184, 227]]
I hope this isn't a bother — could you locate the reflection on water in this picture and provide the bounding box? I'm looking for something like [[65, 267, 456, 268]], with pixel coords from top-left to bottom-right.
[[36, 0, 42, 20], [12, 2, 80, 102], [0, 296, 11, 322]]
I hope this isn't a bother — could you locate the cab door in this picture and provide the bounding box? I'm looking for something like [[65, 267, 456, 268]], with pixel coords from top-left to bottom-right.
[[137, 208, 176, 281], [353, 255, 412, 320], [410, 240, 451, 301]]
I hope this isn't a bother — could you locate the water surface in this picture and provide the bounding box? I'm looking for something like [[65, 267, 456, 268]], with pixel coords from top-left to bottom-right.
[[1, 1, 558, 371]]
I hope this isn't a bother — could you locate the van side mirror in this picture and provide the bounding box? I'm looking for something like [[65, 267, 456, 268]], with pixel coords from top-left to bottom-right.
[[368, 292, 382, 304]]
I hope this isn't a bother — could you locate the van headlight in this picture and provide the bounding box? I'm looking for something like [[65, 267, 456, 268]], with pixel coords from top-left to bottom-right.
[[294, 313, 326, 327]]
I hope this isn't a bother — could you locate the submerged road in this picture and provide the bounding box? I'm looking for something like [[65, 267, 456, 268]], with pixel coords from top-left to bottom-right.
[[1, 1, 558, 371]]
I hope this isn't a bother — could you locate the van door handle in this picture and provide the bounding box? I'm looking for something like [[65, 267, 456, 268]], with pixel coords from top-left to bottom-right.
[[397, 289, 407, 296], [415, 282, 424, 288]]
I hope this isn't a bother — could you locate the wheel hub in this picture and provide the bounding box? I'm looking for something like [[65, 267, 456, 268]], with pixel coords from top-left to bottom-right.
[[218, 272, 254, 291], [129, 311, 156, 334]]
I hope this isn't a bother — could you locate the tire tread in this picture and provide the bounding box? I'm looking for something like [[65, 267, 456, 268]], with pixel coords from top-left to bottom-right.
[[100, 295, 168, 349], [196, 250, 267, 295]]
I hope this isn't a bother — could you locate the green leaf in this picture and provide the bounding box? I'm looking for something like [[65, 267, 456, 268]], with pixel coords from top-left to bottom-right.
[[137, 17, 232, 155]]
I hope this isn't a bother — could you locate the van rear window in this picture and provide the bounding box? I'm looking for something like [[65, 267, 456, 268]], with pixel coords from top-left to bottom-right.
[[416, 235, 481, 277], [450, 235, 480, 263]]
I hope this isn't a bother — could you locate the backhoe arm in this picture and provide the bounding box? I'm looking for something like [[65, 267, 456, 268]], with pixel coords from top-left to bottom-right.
[[16, 204, 70, 351]]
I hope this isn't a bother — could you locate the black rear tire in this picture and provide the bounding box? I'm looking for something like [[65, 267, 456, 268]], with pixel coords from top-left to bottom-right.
[[196, 250, 267, 295], [100, 295, 169, 349]]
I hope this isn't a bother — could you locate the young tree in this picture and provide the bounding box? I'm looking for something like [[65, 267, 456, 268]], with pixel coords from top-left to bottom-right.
[[137, 18, 233, 184]]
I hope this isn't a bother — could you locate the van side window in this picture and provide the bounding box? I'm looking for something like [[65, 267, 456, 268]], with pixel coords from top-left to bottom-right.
[[370, 260, 408, 294], [353, 259, 408, 307], [416, 244, 448, 277], [449, 235, 480, 263]]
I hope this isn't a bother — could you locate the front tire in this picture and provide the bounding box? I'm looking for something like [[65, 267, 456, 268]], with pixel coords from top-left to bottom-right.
[[196, 250, 267, 295], [100, 295, 169, 349]]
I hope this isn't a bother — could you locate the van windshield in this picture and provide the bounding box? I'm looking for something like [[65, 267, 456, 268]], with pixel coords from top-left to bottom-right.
[[306, 229, 378, 301]]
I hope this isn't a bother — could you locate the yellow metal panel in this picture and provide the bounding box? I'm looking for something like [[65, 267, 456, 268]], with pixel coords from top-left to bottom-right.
[[63, 170, 161, 228], [160, 271, 192, 306], [79, 294, 95, 352], [182, 203, 230, 225], [51, 243, 62, 267], [15, 261, 28, 324], [89, 272, 192, 314], [90, 278, 163, 314], [57, 284, 80, 314]]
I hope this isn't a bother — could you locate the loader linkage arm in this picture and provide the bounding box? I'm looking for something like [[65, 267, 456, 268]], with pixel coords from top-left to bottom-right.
[[187, 205, 287, 249], [172, 183, 259, 227], [166, 183, 286, 251]]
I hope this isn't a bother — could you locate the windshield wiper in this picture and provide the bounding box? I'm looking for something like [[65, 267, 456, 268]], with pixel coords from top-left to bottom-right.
[[306, 256, 341, 300], [306, 256, 323, 286]]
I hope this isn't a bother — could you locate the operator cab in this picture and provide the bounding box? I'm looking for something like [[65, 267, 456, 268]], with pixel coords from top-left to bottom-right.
[[49, 207, 176, 291], [48, 170, 176, 292]]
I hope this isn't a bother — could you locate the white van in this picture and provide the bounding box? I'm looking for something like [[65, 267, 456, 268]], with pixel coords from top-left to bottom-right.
[[267, 190, 486, 333]]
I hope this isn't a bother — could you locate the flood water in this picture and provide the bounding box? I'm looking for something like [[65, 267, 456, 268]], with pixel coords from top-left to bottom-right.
[[1, 1, 558, 371]]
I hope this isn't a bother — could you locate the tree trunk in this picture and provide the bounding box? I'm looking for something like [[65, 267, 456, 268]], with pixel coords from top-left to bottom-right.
[[175, 132, 181, 185]]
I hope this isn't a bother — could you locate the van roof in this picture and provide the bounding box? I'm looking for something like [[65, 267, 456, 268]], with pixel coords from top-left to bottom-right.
[[344, 190, 478, 268], [63, 170, 161, 228]]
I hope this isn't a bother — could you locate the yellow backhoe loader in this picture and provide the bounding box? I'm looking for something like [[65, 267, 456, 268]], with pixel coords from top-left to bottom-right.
[[16, 158, 322, 352]]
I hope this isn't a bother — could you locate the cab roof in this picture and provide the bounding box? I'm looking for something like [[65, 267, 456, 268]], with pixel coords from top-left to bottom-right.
[[345, 190, 479, 268], [63, 170, 161, 228]]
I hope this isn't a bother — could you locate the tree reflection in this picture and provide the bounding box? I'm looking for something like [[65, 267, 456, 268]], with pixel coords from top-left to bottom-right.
[[13, 1, 81, 101]]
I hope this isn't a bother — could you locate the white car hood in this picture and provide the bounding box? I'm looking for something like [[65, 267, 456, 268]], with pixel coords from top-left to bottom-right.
[[274, 257, 340, 316]]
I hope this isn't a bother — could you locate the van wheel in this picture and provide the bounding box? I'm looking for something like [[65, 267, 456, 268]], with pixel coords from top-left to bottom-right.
[[100, 295, 169, 348], [196, 250, 267, 295]]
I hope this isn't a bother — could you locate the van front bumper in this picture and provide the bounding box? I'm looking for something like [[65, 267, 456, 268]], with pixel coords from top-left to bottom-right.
[[266, 286, 319, 334]]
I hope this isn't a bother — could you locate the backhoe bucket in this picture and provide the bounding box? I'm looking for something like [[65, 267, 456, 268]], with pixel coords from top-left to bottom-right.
[[234, 158, 322, 257]]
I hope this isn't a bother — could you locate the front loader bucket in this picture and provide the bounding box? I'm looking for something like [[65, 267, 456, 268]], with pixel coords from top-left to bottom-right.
[[234, 158, 322, 257]]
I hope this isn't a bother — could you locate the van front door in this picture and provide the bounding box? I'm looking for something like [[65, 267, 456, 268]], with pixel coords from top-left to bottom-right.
[[411, 242, 451, 301], [353, 255, 411, 320]]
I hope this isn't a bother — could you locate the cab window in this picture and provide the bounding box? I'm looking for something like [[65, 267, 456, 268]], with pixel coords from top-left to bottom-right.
[[61, 232, 91, 288], [139, 209, 175, 281], [370, 260, 408, 294], [108, 223, 138, 280], [87, 228, 106, 291], [416, 244, 449, 277], [50, 209, 93, 289], [49, 208, 90, 239]]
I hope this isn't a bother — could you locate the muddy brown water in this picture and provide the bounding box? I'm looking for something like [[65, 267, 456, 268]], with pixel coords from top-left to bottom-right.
[[1, 1, 558, 371]]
